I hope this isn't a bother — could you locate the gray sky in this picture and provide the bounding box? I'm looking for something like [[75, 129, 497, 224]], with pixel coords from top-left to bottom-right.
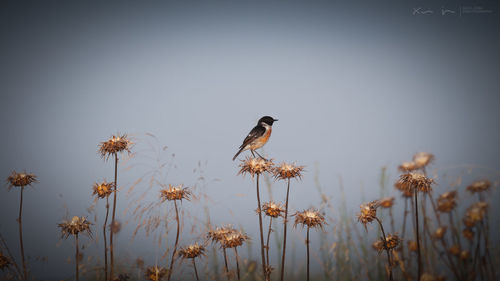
[[1, 0, 499, 279]]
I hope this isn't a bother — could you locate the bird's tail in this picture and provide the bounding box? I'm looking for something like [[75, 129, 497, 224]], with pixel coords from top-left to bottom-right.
[[232, 148, 244, 161]]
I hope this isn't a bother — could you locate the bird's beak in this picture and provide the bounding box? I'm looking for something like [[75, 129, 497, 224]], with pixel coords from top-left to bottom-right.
[[274, 119, 278, 121]]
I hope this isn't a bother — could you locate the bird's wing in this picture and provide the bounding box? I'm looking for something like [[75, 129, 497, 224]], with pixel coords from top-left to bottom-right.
[[239, 125, 266, 149]]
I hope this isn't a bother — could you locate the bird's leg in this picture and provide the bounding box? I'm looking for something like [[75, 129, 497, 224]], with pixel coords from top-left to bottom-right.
[[251, 150, 256, 158], [255, 150, 268, 161]]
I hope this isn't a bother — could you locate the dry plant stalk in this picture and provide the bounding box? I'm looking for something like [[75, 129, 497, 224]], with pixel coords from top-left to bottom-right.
[[58, 216, 92, 281], [294, 208, 325, 281], [92, 180, 114, 280], [178, 243, 206, 281]]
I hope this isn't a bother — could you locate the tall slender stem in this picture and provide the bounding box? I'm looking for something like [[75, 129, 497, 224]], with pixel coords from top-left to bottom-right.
[[234, 247, 241, 281], [414, 189, 422, 280], [223, 248, 230, 281], [192, 259, 200, 281], [167, 200, 180, 281], [306, 226, 310, 281], [75, 234, 80, 281], [280, 178, 291, 281], [103, 197, 110, 280], [266, 217, 273, 268], [375, 217, 393, 281], [18, 186, 27, 281], [255, 174, 267, 281], [110, 153, 118, 280]]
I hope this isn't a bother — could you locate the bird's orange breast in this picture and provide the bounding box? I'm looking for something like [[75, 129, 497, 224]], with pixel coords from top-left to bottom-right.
[[248, 127, 271, 150]]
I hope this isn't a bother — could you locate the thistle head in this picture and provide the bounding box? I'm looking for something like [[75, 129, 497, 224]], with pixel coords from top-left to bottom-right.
[[207, 225, 237, 244], [7, 171, 37, 188], [262, 201, 285, 218], [98, 134, 132, 160], [178, 243, 206, 259], [462, 228, 474, 241], [398, 172, 433, 193], [159, 184, 191, 201], [398, 161, 418, 172], [413, 152, 434, 169], [145, 266, 168, 281], [379, 197, 395, 208], [58, 216, 92, 238], [463, 201, 488, 227], [220, 231, 249, 249], [437, 191, 457, 213], [466, 180, 491, 193], [273, 162, 304, 180], [293, 209, 326, 229], [238, 157, 274, 178], [92, 180, 114, 199], [357, 201, 379, 226], [433, 226, 447, 240], [384, 234, 401, 250]]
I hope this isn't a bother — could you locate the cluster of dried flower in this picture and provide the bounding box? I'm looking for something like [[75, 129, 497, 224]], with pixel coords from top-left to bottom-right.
[[7, 171, 37, 188], [159, 184, 191, 201], [58, 216, 92, 238], [293, 209, 326, 229]]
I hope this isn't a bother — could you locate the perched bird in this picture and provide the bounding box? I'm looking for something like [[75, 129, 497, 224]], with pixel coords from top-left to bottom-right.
[[233, 116, 278, 161]]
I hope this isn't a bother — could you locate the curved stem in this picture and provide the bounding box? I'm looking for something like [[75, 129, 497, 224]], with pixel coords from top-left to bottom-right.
[[235, 247, 241, 281], [255, 174, 267, 280], [266, 217, 273, 268], [223, 248, 230, 281], [18, 186, 27, 281], [192, 259, 200, 281], [414, 189, 422, 281], [280, 178, 291, 281], [375, 217, 393, 281], [167, 200, 180, 281], [110, 153, 118, 280], [306, 226, 310, 281], [75, 234, 80, 281], [103, 197, 109, 281]]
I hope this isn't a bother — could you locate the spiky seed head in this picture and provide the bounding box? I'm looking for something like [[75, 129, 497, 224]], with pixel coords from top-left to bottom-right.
[[98, 134, 132, 160], [221, 231, 249, 249], [384, 234, 401, 250], [372, 240, 384, 252], [159, 184, 191, 201], [145, 266, 168, 281], [398, 172, 433, 193], [379, 197, 395, 208], [433, 226, 447, 240], [462, 228, 474, 241], [178, 243, 206, 259], [408, 241, 418, 252], [399, 161, 418, 172], [207, 225, 237, 244], [466, 180, 491, 193], [238, 157, 274, 178], [357, 201, 379, 226], [437, 191, 457, 213], [58, 216, 92, 238], [413, 152, 434, 169], [463, 201, 488, 227], [0, 253, 11, 271], [262, 201, 285, 218], [293, 209, 326, 229], [92, 180, 114, 199], [448, 245, 460, 256], [7, 171, 37, 188], [273, 162, 304, 180]]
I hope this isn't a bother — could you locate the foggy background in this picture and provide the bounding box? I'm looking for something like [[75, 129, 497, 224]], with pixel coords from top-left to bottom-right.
[[1, 0, 499, 279]]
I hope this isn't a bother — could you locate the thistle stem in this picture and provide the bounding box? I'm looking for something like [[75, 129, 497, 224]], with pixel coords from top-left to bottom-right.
[[110, 153, 118, 280], [414, 189, 422, 281], [235, 247, 241, 281], [192, 259, 200, 281], [375, 217, 393, 281], [223, 248, 230, 281], [75, 233, 79, 281], [103, 197, 110, 281], [306, 226, 310, 281], [167, 200, 180, 281], [266, 217, 273, 268], [18, 186, 27, 281], [255, 174, 267, 281], [280, 178, 291, 281]]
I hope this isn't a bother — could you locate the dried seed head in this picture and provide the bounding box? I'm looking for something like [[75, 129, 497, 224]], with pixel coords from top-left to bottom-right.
[[413, 152, 434, 169], [379, 197, 395, 208], [293, 209, 326, 229], [145, 266, 167, 281], [408, 240, 418, 252], [238, 157, 274, 177], [92, 180, 114, 199], [462, 228, 474, 241], [372, 240, 384, 252], [262, 201, 285, 218], [273, 162, 304, 180], [466, 180, 491, 193], [58, 216, 92, 238], [159, 184, 191, 201], [448, 245, 460, 256], [463, 202, 488, 227], [98, 134, 132, 160], [357, 201, 379, 226], [220, 231, 249, 249], [395, 181, 414, 198], [178, 243, 206, 259], [398, 173, 433, 193], [0, 253, 11, 271], [7, 171, 37, 188], [384, 234, 401, 250], [398, 161, 418, 172], [433, 226, 447, 240], [207, 225, 237, 244], [437, 191, 457, 213]]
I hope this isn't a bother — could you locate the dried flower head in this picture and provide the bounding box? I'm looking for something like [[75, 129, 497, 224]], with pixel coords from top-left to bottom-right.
[[462, 228, 474, 241], [398, 173, 433, 193], [466, 180, 491, 193], [178, 243, 206, 259], [220, 231, 249, 249], [399, 161, 418, 172], [379, 197, 395, 208], [58, 216, 92, 238], [92, 180, 114, 199], [408, 240, 418, 252], [433, 226, 447, 240], [448, 245, 460, 256], [207, 225, 237, 244], [159, 184, 191, 201], [293, 209, 326, 229], [372, 240, 384, 252], [357, 201, 379, 226], [7, 171, 37, 188], [262, 201, 285, 218], [437, 191, 457, 213], [413, 152, 434, 169], [0, 253, 11, 271], [145, 266, 167, 281], [98, 134, 132, 160], [238, 157, 274, 178], [463, 201, 488, 227], [273, 162, 304, 180], [384, 234, 401, 250]]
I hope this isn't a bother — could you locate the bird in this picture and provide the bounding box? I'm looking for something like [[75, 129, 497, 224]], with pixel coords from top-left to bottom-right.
[[233, 116, 278, 161]]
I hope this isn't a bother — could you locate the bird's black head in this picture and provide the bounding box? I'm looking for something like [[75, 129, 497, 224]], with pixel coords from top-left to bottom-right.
[[258, 116, 278, 126]]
